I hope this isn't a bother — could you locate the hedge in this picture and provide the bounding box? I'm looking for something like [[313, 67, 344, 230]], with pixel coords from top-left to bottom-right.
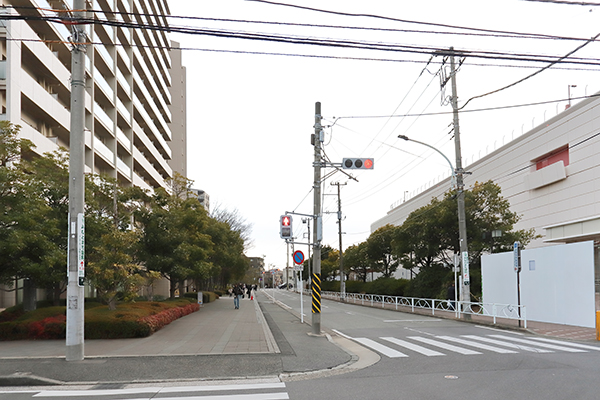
[[0, 299, 200, 340]]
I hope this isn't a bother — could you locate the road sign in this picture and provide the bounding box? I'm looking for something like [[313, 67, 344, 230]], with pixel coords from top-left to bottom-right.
[[293, 250, 305, 265]]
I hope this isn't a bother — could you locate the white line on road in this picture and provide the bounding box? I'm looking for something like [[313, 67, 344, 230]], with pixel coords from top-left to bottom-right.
[[461, 335, 552, 353], [353, 338, 409, 358], [475, 325, 524, 335], [408, 337, 482, 355], [529, 337, 600, 351], [436, 336, 517, 354], [384, 319, 441, 323], [33, 383, 287, 397], [380, 337, 445, 356], [489, 335, 588, 352]]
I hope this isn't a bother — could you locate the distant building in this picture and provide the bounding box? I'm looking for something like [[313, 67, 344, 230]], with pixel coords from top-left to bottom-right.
[[189, 189, 210, 212]]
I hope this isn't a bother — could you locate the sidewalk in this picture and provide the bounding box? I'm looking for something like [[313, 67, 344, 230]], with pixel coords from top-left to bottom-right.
[[0, 291, 353, 385], [0, 289, 597, 386]]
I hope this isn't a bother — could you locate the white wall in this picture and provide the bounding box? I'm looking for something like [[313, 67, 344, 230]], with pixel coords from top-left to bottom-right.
[[482, 241, 595, 328]]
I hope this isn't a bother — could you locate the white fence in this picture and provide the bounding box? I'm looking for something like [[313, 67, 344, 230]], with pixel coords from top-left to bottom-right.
[[319, 290, 527, 328]]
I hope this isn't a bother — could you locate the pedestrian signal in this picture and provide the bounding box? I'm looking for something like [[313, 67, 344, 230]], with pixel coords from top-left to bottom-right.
[[280, 215, 293, 239]]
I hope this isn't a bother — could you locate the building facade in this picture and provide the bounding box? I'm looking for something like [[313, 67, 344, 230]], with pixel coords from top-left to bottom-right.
[[0, 0, 186, 307], [371, 93, 600, 298]]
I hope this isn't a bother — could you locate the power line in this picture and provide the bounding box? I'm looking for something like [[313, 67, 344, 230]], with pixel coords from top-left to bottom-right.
[[5, 10, 600, 67]]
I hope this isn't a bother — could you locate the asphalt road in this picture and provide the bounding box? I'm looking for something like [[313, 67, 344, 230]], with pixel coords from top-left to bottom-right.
[[2, 291, 600, 400]]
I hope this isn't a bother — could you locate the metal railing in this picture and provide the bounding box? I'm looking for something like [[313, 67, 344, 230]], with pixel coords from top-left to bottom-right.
[[318, 290, 527, 328]]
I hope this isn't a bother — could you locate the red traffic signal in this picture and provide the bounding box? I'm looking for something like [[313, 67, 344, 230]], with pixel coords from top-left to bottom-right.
[[342, 158, 374, 169], [280, 215, 293, 239]]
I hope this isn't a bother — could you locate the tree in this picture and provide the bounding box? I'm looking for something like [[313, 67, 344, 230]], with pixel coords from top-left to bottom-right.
[[136, 175, 213, 298], [0, 122, 68, 310], [320, 245, 340, 282], [366, 225, 399, 278], [392, 180, 537, 299], [87, 229, 143, 310], [344, 242, 370, 282]]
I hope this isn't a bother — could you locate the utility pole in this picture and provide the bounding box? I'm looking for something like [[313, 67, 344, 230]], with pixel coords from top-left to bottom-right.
[[331, 182, 347, 301], [311, 102, 323, 335], [449, 47, 471, 309], [66, 0, 87, 361]]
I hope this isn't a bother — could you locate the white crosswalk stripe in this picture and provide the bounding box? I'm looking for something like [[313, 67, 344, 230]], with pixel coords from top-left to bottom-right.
[[337, 330, 594, 359], [27, 382, 289, 399], [529, 337, 600, 351], [380, 337, 445, 356], [408, 336, 482, 355], [436, 335, 517, 354], [354, 337, 409, 358], [461, 335, 553, 353], [488, 335, 588, 353]]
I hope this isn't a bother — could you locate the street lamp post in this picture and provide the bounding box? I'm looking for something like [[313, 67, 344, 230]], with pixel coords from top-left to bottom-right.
[[398, 134, 469, 309]]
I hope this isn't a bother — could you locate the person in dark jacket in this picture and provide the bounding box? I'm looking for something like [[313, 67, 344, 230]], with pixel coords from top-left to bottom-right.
[[233, 284, 243, 309]]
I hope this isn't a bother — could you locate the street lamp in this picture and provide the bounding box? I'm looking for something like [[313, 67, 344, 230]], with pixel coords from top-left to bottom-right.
[[398, 135, 470, 307], [568, 84, 577, 107]]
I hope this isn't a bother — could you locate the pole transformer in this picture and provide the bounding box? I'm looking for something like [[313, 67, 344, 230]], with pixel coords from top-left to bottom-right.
[[311, 102, 322, 335], [66, 0, 87, 361], [449, 48, 471, 309]]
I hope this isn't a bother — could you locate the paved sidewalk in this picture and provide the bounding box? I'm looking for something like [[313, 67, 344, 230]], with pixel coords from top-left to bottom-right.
[[0, 291, 353, 385], [0, 295, 277, 359]]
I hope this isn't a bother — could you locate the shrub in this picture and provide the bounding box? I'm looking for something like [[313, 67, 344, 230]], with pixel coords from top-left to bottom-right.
[[0, 300, 200, 340]]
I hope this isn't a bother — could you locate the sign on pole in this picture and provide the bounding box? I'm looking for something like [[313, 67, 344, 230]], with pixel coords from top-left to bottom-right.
[[293, 250, 305, 265]]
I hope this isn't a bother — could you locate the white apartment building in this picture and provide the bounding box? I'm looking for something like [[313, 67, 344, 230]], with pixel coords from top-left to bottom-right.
[[0, 0, 186, 307], [371, 93, 600, 291]]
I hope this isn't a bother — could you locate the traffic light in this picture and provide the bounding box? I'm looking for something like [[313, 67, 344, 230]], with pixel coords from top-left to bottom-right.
[[280, 215, 292, 239], [342, 158, 374, 169]]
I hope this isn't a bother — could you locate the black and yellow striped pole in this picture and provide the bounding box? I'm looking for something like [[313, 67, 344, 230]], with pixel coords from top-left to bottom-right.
[[311, 102, 322, 335], [312, 273, 321, 314]]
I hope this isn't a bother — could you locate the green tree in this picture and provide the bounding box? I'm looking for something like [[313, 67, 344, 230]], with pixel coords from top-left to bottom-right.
[[136, 175, 213, 298], [393, 180, 537, 299], [366, 225, 399, 278], [0, 122, 68, 310], [320, 245, 340, 282], [344, 242, 370, 282]]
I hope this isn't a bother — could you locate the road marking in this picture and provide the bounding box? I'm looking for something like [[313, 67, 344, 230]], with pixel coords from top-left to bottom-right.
[[384, 319, 441, 323], [381, 337, 445, 356], [353, 338, 409, 358], [436, 336, 517, 354], [111, 394, 289, 400], [489, 335, 587, 353], [408, 337, 481, 355], [461, 335, 553, 353], [475, 325, 524, 335], [529, 337, 600, 351], [332, 329, 352, 339]]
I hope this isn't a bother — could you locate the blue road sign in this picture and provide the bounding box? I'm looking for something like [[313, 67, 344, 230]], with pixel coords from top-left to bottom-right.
[[293, 250, 305, 265]]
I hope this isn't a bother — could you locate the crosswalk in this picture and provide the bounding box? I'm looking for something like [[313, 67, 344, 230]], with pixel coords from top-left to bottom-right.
[[1, 382, 289, 400], [335, 330, 600, 359]]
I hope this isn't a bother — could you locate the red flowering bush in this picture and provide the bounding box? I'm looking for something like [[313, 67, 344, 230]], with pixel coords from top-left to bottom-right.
[[139, 302, 199, 333], [0, 298, 203, 340]]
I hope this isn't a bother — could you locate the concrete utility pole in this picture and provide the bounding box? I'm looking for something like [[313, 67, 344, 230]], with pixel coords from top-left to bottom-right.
[[331, 182, 347, 301], [66, 0, 87, 361], [311, 102, 323, 335], [449, 48, 471, 307]]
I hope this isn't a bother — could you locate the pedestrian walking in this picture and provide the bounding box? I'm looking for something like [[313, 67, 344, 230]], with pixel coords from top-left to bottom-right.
[[247, 285, 252, 300], [233, 284, 243, 309]]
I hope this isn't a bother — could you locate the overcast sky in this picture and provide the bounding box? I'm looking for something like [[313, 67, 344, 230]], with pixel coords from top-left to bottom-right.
[[167, 0, 600, 271]]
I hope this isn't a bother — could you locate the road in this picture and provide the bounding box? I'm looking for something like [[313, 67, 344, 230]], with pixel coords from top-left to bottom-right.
[[2, 290, 600, 399]]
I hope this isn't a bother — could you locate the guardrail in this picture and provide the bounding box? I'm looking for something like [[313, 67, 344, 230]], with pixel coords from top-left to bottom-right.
[[318, 290, 527, 328]]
